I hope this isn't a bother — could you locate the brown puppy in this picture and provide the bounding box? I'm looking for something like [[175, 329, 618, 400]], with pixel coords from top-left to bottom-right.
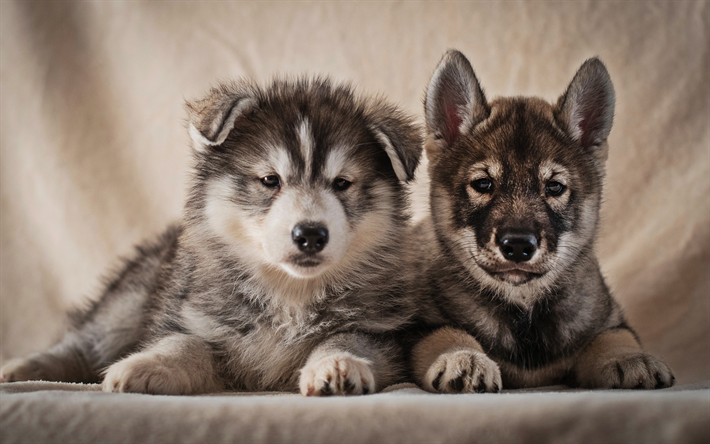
[[409, 50, 674, 392]]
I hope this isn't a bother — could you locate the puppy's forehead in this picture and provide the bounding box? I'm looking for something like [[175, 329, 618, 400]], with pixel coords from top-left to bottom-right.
[[459, 98, 572, 175], [482, 98, 563, 150], [254, 109, 375, 182]]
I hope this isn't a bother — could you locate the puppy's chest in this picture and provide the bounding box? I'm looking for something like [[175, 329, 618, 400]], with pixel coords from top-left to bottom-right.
[[245, 304, 375, 388], [190, 295, 351, 345], [456, 297, 578, 370]]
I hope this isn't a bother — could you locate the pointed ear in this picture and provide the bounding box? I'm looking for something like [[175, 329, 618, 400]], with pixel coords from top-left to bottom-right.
[[367, 101, 423, 182], [185, 81, 257, 151], [424, 49, 489, 160], [555, 58, 615, 156]]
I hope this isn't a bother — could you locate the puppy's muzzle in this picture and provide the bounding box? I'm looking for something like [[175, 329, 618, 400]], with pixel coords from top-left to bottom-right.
[[292, 222, 329, 254], [497, 231, 537, 263]]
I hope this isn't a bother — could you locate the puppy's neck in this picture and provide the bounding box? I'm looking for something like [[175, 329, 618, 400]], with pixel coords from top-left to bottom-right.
[[250, 264, 332, 309]]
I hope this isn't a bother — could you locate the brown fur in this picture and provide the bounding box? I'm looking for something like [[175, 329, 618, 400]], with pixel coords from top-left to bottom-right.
[[408, 50, 674, 392]]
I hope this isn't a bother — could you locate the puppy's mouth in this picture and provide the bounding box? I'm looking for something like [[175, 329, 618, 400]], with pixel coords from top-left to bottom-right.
[[482, 265, 545, 286], [291, 256, 323, 268], [282, 254, 328, 278]]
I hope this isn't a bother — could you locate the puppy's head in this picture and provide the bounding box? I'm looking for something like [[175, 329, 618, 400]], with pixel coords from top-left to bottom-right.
[[185, 78, 421, 281], [424, 50, 615, 302]]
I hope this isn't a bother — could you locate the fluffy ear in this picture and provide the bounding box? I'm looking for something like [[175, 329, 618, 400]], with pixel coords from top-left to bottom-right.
[[424, 49, 489, 159], [367, 101, 423, 182], [185, 81, 257, 151], [555, 58, 615, 154]]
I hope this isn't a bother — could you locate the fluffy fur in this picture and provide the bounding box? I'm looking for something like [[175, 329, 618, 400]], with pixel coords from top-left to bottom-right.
[[1, 77, 423, 396], [409, 50, 674, 392]]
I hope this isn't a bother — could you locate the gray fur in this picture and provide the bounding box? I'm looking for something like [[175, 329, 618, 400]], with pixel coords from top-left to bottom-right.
[[1, 77, 423, 396]]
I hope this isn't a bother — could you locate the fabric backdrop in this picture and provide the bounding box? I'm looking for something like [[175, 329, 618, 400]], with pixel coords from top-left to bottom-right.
[[1, 0, 708, 385]]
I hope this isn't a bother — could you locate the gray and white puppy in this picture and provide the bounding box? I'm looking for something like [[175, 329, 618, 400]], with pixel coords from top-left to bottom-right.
[[409, 50, 674, 393], [1, 77, 422, 396]]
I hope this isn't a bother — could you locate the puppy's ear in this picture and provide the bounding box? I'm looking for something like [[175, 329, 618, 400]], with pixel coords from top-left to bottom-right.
[[424, 50, 489, 161], [555, 58, 615, 161], [367, 101, 423, 182], [185, 81, 257, 151]]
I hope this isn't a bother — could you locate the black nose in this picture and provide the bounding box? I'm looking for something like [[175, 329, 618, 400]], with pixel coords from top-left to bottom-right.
[[498, 232, 538, 263], [292, 223, 329, 254]]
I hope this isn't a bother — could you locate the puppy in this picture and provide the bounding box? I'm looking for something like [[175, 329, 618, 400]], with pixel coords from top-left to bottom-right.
[[1, 77, 423, 396], [409, 50, 674, 393]]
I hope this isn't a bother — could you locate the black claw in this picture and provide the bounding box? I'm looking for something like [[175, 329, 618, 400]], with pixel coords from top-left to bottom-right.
[[344, 379, 355, 394], [634, 381, 644, 389], [432, 372, 444, 392], [449, 376, 465, 392], [474, 376, 486, 393], [616, 362, 625, 387], [362, 385, 370, 395], [493, 383, 501, 393], [320, 382, 333, 396]]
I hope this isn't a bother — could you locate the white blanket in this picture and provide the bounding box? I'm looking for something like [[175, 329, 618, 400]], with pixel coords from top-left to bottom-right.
[[2, 381, 708, 443]]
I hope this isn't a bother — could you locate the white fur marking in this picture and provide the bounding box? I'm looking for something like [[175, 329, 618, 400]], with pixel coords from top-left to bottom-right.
[[266, 146, 292, 180], [373, 130, 408, 182], [189, 98, 256, 151], [298, 119, 313, 178], [323, 146, 352, 180]]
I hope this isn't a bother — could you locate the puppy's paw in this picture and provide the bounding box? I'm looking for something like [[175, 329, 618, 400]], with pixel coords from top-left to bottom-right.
[[581, 351, 675, 389], [423, 349, 502, 394], [102, 354, 193, 395], [0, 358, 44, 383], [299, 353, 375, 396]]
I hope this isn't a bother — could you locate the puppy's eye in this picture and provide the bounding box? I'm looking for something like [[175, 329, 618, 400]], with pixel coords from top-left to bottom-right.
[[333, 178, 352, 191], [261, 175, 281, 188], [545, 181, 566, 197], [471, 178, 494, 193]]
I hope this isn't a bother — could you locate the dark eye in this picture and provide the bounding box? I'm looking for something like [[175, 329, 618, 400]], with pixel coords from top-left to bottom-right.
[[261, 175, 281, 188], [333, 178, 352, 191], [545, 181, 566, 197], [471, 178, 494, 193]]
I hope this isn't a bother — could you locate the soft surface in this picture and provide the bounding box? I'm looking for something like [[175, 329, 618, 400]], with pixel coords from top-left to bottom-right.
[[0, 0, 708, 442], [2, 381, 709, 444]]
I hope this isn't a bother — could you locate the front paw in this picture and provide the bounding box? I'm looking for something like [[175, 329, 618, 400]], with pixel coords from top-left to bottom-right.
[[581, 351, 675, 389], [299, 353, 375, 396], [424, 349, 502, 394], [102, 354, 193, 395]]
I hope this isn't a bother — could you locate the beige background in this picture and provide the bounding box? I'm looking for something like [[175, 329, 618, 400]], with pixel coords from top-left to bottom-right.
[[1, 0, 708, 384]]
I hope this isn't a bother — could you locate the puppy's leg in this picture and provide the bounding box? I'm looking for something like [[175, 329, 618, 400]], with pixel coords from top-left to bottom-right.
[[573, 328, 674, 389], [102, 334, 222, 395], [299, 333, 399, 396], [1, 333, 96, 383], [412, 326, 502, 393], [2, 228, 180, 385]]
